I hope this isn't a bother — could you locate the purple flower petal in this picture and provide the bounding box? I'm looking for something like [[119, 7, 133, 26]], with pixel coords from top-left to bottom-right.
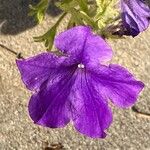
[[82, 34, 113, 67], [88, 64, 144, 108], [17, 53, 78, 127], [16, 26, 145, 138], [55, 26, 113, 65], [70, 69, 112, 138], [54, 26, 90, 60], [121, 0, 150, 36], [28, 67, 75, 127], [16, 53, 76, 91]]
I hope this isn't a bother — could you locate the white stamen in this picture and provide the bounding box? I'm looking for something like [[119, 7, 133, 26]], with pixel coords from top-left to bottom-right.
[[78, 64, 85, 69]]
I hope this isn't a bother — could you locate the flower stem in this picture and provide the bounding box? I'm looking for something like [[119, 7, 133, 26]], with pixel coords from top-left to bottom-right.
[[132, 106, 150, 119], [0, 44, 23, 59]]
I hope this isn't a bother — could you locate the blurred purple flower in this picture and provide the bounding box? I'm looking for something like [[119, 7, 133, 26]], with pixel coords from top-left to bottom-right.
[[121, 0, 150, 36], [17, 26, 144, 138]]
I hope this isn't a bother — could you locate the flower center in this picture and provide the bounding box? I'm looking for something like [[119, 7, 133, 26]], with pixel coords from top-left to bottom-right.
[[78, 64, 85, 69]]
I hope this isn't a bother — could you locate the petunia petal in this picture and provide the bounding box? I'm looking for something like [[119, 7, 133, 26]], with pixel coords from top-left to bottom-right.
[[55, 26, 113, 66], [82, 34, 113, 66], [54, 26, 90, 60], [89, 64, 144, 108], [28, 63, 77, 127], [69, 69, 112, 138], [16, 52, 76, 91], [121, 0, 150, 36]]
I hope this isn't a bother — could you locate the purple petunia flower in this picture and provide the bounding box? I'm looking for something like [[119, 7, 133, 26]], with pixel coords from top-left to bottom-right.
[[121, 0, 150, 36], [17, 26, 144, 138]]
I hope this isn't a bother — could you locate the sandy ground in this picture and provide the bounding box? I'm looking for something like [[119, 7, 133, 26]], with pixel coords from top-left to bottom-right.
[[0, 0, 150, 150]]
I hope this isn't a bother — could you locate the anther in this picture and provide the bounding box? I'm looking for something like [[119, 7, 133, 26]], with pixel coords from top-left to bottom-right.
[[78, 64, 85, 69]]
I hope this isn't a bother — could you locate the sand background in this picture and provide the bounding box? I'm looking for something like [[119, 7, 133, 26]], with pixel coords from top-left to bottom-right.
[[0, 0, 150, 149]]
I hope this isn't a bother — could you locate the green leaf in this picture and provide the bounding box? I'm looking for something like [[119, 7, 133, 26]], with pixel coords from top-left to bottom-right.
[[34, 26, 57, 50], [76, 0, 88, 13], [33, 13, 67, 51], [95, 0, 120, 30], [67, 16, 75, 29], [79, 11, 98, 29], [56, 0, 77, 12], [29, 0, 49, 23], [71, 9, 84, 25]]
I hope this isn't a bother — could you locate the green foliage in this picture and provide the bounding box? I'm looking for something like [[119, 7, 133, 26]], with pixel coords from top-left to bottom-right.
[[33, 26, 56, 51], [29, 0, 49, 23], [30, 0, 121, 50], [95, 0, 120, 29], [77, 0, 88, 13], [56, 0, 97, 28], [33, 13, 67, 51]]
